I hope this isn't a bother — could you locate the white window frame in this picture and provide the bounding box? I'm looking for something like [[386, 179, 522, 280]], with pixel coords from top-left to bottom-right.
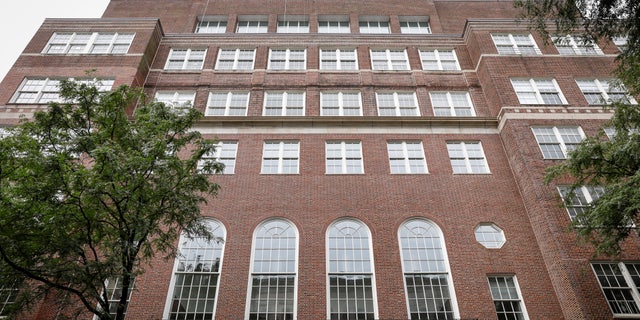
[[359, 16, 390, 34], [613, 36, 628, 52], [263, 91, 305, 116], [205, 91, 250, 116], [277, 15, 309, 33], [487, 275, 529, 320], [557, 185, 605, 221], [0, 285, 18, 318], [236, 16, 268, 33], [375, 92, 420, 116], [531, 126, 585, 159], [268, 49, 306, 70], [370, 49, 410, 71], [261, 141, 300, 174], [215, 48, 256, 70], [198, 141, 238, 174], [430, 91, 475, 116], [325, 141, 364, 174], [474, 223, 506, 249], [592, 262, 640, 316], [446, 141, 490, 174], [154, 91, 196, 113], [320, 91, 362, 116], [399, 16, 431, 34], [511, 78, 568, 105], [419, 49, 461, 71], [387, 141, 428, 174], [43, 32, 134, 55], [576, 79, 637, 105], [491, 33, 541, 55], [318, 15, 350, 33], [195, 16, 227, 33], [94, 277, 135, 320], [552, 35, 603, 55], [165, 48, 206, 70], [11, 78, 114, 104], [319, 49, 358, 71]]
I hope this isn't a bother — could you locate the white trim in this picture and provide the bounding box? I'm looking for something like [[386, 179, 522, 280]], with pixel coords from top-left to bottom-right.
[[320, 91, 363, 116], [268, 48, 307, 71], [370, 49, 409, 71], [215, 48, 256, 70], [164, 48, 206, 70], [487, 275, 529, 320], [263, 91, 306, 116], [510, 78, 568, 105]]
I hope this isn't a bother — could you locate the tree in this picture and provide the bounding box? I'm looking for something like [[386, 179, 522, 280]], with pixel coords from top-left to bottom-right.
[[515, 0, 640, 255], [0, 80, 223, 319]]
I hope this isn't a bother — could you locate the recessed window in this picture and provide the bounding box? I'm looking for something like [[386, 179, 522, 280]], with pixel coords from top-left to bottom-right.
[[261, 141, 300, 174], [487, 276, 528, 320], [11, 78, 114, 104], [553, 35, 602, 55], [419, 49, 460, 71], [399, 16, 431, 34], [370, 49, 409, 70], [100, 277, 135, 318], [592, 262, 640, 316], [446, 141, 490, 174], [318, 15, 350, 33], [215, 48, 256, 70], [557, 186, 604, 221], [376, 92, 419, 116], [576, 79, 636, 105], [165, 48, 206, 70], [474, 223, 506, 248], [43, 32, 134, 55], [198, 141, 238, 174], [206, 91, 249, 116], [320, 91, 362, 116], [430, 92, 475, 116], [491, 34, 540, 55], [531, 126, 584, 159], [320, 49, 358, 70], [263, 91, 305, 116], [195, 16, 227, 33], [511, 78, 567, 105], [268, 49, 306, 70], [359, 16, 389, 34], [237, 16, 268, 33], [325, 141, 363, 174], [387, 141, 427, 174], [154, 91, 196, 113], [277, 15, 309, 33]]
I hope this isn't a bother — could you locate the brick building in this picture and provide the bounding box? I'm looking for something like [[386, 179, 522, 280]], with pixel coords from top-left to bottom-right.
[[0, 0, 638, 319]]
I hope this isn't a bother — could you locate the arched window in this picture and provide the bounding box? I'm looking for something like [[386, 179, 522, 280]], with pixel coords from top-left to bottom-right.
[[398, 219, 458, 320], [247, 219, 298, 320], [327, 219, 378, 320], [164, 219, 226, 320]]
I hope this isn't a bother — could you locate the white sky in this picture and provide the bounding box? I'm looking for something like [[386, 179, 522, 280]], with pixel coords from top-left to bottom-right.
[[0, 0, 110, 82]]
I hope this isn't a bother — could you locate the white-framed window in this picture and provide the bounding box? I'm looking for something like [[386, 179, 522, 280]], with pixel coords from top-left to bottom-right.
[[576, 79, 637, 105], [376, 92, 420, 116], [320, 91, 362, 116], [11, 78, 114, 104], [370, 49, 410, 70], [430, 92, 475, 116], [206, 91, 249, 116], [474, 223, 506, 249], [487, 276, 528, 320], [327, 219, 378, 320], [263, 91, 305, 116], [268, 49, 306, 70], [531, 126, 584, 159], [198, 141, 238, 174], [399, 16, 431, 34], [164, 219, 226, 320], [325, 141, 363, 174], [261, 141, 300, 174], [154, 91, 196, 113], [491, 34, 541, 55], [195, 16, 227, 33], [43, 32, 134, 54], [592, 262, 640, 316], [247, 219, 298, 320], [399, 219, 458, 319], [320, 49, 358, 70], [446, 141, 490, 174], [552, 35, 603, 55], [387, 141, 427, 174], [237, 16, 268, 33], [215, 48, 256, 70], [165, 48, 206, 70], [557, 185, 605, 221], [0, 285, 17, 318], [419, 49, 460, 71], [511, 78, 567, 105], [277, 15, 309, 33], [613, 36, 628, 52], [318, 15, 350, 33], [96, 277, 135, 319], [359, 16, 390, 34]]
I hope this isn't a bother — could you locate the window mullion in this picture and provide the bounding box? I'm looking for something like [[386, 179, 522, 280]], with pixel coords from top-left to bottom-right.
[[402, 142, 411, 173], [552, 127, 567, 157], [620, 263, 640, 310], [86, 33, 99, 54], [461, 142, 473, 172]]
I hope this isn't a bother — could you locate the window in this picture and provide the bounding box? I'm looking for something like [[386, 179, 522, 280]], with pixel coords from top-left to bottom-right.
[[576, 79, 636, 105], [387, 141, 428, 174], [592, 262, 640, 316], [614, 36, 628, 51], [487, 276, 528, 320], [557, 186, 604, 221], [511, 78, 567, 105], [165, 48, 206, 70], [399, 219, 457, 320], [0, 285, 18, 318], [370, 49, 409, 70], [553, 35, 603, 55], [98, 277, 135, 319], [215, 48, 255, 70], [277, 15, 309, 33], [165, 219, 226, 320], [206, 91, 249, 116], [43, 32, 134, 54], [419, 49, 460, 71], [320, 49, 358, 70], [446, 141, 489, 174], [320, 91, 362, 116], [399, 16, 431, 34], [327, 219, 377, 320], [268, 49, 306, 70], [196, 17, 227, 33], [261, 141, 300, 174], [531, 126, 584, 159], [474, 223, 506, 249], [198, 141, 238, 174], [491, 34, 540, 55], [263, 91, 305, 116], [318, 15, 350, 33], [430, 92, 475, 116], [325, 141, 363, 174], [247, 219, 298, 320], [154, 91, 196, 113], [359, 16, 389, 34], [11, 78, 114, 104], [376, 92, 420, 116], [237, 16, 268, 33]]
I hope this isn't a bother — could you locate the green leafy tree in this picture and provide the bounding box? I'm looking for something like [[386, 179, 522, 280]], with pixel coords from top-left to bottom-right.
[[0, 80, 222, 319]]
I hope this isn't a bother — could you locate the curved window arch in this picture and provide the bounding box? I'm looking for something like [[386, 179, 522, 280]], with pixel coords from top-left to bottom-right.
[[247, 218, 298, 320], [327, 218, 378, 320], [164, 219, 226, 320], [398, 218, 458, 320]]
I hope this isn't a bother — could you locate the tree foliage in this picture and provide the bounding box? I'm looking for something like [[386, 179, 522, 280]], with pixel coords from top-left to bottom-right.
[[0, 80, 222, 319]]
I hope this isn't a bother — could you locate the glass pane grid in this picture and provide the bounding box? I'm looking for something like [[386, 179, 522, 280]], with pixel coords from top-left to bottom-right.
[[488, 276, 525, 320]]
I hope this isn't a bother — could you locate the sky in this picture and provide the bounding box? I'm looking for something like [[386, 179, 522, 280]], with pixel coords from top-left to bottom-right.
[[0, 0, 110, 82]]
